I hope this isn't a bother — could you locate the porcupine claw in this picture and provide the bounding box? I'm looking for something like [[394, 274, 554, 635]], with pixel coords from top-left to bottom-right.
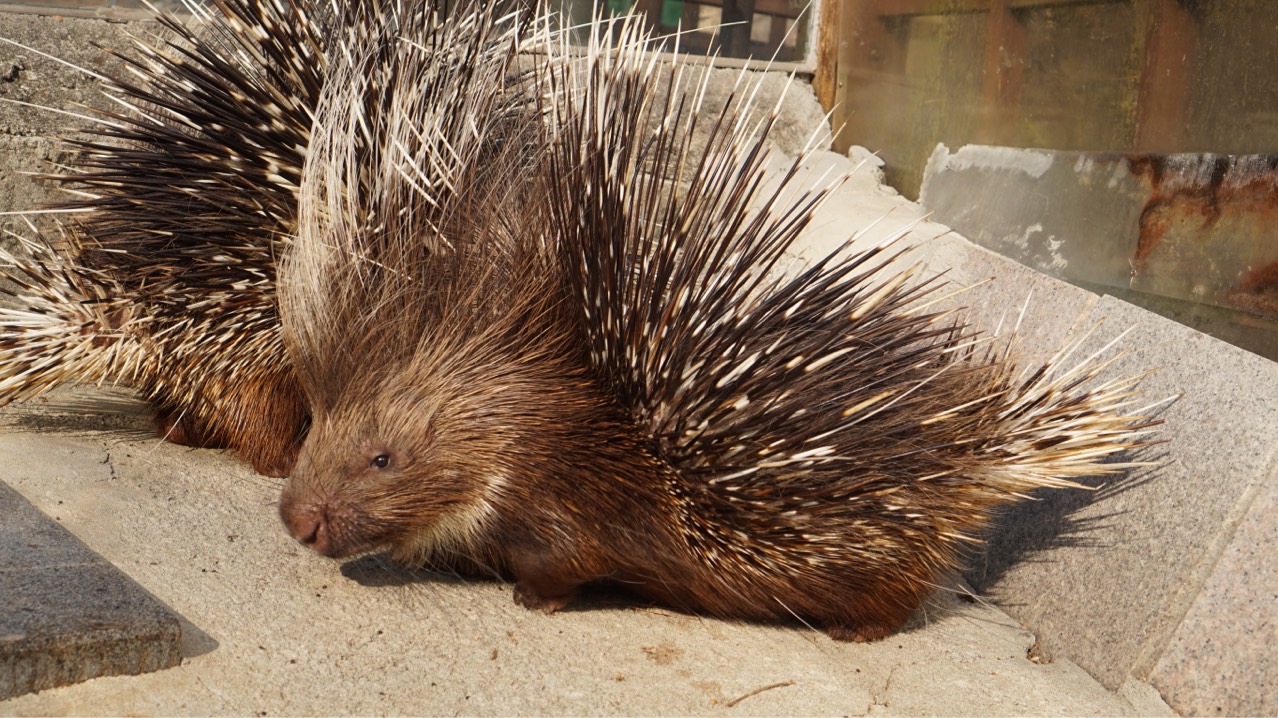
[[512, 584, 578, 614], [823, 614, 913, 643]]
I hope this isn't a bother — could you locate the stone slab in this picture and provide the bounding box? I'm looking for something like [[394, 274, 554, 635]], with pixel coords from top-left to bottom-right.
[[971, 295, 1278, 698], [1150, 461, 1278, 716], [762, 153, 1247, 709], [1, 473, 182, 700], [921, 234, 1104, 371]]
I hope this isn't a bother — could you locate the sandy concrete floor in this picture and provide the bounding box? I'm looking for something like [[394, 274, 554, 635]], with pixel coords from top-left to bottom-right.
[[0, 386, 1173, 716]]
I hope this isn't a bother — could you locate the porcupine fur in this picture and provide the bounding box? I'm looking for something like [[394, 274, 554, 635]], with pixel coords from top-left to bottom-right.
[[276, 7, 1158, 640]]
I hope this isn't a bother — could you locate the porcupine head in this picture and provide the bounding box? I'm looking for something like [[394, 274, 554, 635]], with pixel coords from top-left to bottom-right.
[[279, 3, 1158, 641], [275, 0, 635, 609]]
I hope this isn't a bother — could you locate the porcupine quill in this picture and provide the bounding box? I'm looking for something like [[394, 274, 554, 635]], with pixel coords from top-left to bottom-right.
[[0, 1, 545, 475], [0, 0, 385, 475]]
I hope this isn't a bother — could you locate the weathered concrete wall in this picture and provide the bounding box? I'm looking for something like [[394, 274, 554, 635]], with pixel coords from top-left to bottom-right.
[[1, 13, 134, 248], [920, 143, 1278, 717]]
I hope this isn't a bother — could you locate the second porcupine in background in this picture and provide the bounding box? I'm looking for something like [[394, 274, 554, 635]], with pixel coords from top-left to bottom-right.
[[0, 0, 535, 475], [0, 0, 332, 475], [272, 4, 1160, 641]]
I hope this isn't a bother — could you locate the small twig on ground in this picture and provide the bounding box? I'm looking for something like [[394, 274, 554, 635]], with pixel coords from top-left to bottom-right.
[[724, 679, 796, 708]]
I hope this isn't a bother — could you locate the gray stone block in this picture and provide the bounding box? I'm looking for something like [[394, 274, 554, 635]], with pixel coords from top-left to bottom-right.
[[968, 295, 1278, 694], [921, 234, 1103, 370], [1150, 462, 1278, 717], [782, 149, 939, 260], [1, 13, 138, 268], [0, 394, 1166, 715], [0, 14, 134, 137], [0, 135, 68, 261], [0, 479, 182, 700], [700, 67, 833, 159]]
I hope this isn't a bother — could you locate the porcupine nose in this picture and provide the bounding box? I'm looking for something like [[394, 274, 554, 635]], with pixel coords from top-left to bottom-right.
[[279, 499, 333, 555]]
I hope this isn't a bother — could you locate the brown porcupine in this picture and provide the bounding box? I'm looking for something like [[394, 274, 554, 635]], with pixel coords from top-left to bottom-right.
[[0, 0, 333, 475], [0, 0, 530, 475], [276, 8, 1157, 641]]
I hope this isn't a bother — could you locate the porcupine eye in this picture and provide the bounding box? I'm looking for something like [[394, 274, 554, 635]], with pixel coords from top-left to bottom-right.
[[370, 453, 391, 469]]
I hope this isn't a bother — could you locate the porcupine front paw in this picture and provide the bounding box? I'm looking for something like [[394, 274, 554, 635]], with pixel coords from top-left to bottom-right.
[[513, 580, 579, 613], [246, 447, 300, 479], [822, 601, 916, 642], [509, 552, 583, 613], [154, 405, 228, 449], [824, 621, 902, 643]]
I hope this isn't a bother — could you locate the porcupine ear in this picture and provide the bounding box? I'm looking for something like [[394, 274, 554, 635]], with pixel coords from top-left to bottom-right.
[[280, 0, 554, 411], [544, 16, 1157, 498]]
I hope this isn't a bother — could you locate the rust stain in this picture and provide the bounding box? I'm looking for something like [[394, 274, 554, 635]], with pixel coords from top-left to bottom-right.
[[1126, 154, 1278, 272], [1127, 155, 1220, 269], [1226, 260, 1278, 317], [1129, 153, 1278, 315]]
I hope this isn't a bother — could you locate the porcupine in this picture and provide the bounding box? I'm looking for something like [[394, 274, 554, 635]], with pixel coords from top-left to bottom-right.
[[0, 0, 530, 475], [0, 0, 335, 475], [276, 7, 1158, 640]]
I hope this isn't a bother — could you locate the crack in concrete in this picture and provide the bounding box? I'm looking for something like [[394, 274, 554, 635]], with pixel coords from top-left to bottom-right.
[[868, 665, 896, 712], [101, 449, 118, 482]]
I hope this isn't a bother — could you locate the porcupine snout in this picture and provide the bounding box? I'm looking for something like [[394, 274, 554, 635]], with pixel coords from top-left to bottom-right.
[[279, 489, 337, 556], [278, 454, 363, 558]]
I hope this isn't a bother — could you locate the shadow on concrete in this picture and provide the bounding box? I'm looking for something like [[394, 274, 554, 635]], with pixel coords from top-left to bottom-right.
[[340, 552, 694, 615], [339, 553, 487, 588], [176, 615, 219, 660], [965, 447, 1172, 596], [337, 553, 637, 610], [1, 391, 154, 438], [335, 550, 971, 642]]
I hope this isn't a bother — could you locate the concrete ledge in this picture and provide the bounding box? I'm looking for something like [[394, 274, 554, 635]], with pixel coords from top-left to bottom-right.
[[0, 477, 182, 700], [1150, 460, 1278, 717], [916, 143, 1278, 713], [970, 294, 1278, 692], [781, 148, 1277, 712]]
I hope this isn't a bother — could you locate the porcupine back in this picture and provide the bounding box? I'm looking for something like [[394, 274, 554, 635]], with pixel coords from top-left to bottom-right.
[[0, 0, 336, 474], [546, 19, 1160, 636], [541, 18, 1157, 639], [277, 8, 1158, 641]]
